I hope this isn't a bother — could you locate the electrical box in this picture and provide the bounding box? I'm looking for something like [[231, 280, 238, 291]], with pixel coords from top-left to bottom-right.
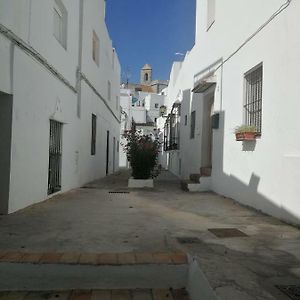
[[211, 113, 220, 129]]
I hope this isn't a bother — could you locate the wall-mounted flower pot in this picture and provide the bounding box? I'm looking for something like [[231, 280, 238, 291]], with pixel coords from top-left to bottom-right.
[[235, 132, 257, 141]]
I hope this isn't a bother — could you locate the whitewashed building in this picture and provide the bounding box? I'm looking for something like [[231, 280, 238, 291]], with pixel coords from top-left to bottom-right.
[[164, 0, 300, 225], [0, 0, 121, 214]]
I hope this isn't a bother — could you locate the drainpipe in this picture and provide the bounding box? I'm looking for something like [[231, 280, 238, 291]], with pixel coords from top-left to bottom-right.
[[77, 0, 84, 118]]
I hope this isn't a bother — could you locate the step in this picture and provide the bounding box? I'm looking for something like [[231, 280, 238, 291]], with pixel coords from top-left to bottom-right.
[[0, 289, 191, 300], [181, 177, 211, 193], [200, 167, 212, 177], [0, 252, 219, 300], [0, 252, 188, 291]]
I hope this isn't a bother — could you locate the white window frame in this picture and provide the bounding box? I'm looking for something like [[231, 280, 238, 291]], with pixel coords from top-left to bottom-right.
[[92, 31, 100, 66], [53, 0, 67, 49], [207, 0, 215, 31], [108, 81, 111, 101]]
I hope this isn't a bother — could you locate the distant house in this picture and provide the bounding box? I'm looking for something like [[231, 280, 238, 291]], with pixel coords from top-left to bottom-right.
[[0, 0, 121, 214], [164, 0, 300, 225]]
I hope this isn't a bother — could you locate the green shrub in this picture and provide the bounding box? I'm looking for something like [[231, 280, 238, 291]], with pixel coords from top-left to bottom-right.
[[123, 130, 161, 179]]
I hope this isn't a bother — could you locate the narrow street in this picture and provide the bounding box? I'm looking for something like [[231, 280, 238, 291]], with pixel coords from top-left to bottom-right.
[[0, 170, 299, 299]]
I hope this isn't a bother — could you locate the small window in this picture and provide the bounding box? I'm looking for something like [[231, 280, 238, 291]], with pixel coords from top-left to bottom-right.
[[154, 118, 157, 124], [190, 111, 196, 139], [53, 0, 67, 49], [92, 31, 99, 65], [244, 64, 263, 134], [108, 81, 111, 101], [144, 73, 149, 81], [155, 103, 159, 108], [184, 115, 187, 126], [91, 114, 97, 155], [116, 96, 119, 110], [207, 0, 215, 30]]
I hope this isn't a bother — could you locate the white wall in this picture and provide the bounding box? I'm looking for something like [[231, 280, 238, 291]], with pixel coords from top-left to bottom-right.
[[0, 0, 121, 213], [165, 0, 300, 225]]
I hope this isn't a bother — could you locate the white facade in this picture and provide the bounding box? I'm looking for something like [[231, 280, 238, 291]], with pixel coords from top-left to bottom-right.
[[0, 0, 121, 214], [165, 0, 300, 225]]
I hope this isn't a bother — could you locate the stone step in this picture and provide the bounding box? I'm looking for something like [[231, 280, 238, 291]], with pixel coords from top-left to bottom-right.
[[0, 289, 191, 300], [200, 167, 211, 177], [0, 252, 188, 292], [0, 251, 187, 266], [180, 178, 211, 193]]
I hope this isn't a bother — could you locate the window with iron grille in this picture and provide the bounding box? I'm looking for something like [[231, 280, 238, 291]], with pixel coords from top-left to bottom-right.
[[48, 120, 63, 195], [91, 114, 97, 155], [244, 64, 263, 134], [190, 110, 196, 139]]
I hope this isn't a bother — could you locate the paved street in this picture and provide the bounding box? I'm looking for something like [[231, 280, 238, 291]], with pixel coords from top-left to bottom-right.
[[0, 169, 300, 299]]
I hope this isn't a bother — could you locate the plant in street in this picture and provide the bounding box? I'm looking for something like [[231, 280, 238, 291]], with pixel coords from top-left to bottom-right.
[[122, 129, 161, 179]]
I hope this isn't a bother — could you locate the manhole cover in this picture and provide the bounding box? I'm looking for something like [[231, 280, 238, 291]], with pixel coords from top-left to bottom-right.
[[208, 228, 248, 238], [177, 237, 201, 244], [109, 191, 130, 194], [276, 285, 300, 299]]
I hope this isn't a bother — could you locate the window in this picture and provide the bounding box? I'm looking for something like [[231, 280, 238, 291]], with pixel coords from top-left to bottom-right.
[[244, 64, 263, 134], [190, 111, 196, 139], [117, 141, 119, 153], [184, 115, 187, 126], [155, 103, 159, 108], [53, 0, 67, 49], [92, 31, 99, 65], [144, 73, 149, 81], [48, 120, 63, 195], [91, 114, 97, 155], [207, 0, 215, 30], [154, 118, 157, 124], [116, 96, 119, 110], [112, 48, 115, 69], [108, 81, 111, 101]]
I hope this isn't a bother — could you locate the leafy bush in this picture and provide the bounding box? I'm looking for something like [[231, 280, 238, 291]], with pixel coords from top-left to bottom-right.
[[122, 130, 161, 179]]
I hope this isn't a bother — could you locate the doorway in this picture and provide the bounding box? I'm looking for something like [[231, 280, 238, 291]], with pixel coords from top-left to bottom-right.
[[113, 137, 116, 173], [201, 94, 214, 169], [106, 131, 110, 175], [0, 93, 13, 214]]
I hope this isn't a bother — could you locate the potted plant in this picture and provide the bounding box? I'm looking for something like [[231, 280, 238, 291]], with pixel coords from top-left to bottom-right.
[[234, 125, 257, 141], [122, 129, 161, 187]]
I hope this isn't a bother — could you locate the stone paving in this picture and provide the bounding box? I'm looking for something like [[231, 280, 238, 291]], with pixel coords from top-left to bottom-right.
[[0, 169, 300, 299]]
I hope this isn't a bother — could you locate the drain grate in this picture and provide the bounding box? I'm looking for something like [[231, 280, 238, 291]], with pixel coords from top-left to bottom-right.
[[208, 228, 248, 238], [109, 191, 130, 194], [276, 285, 300, 299], [176, 237, 201, 244]]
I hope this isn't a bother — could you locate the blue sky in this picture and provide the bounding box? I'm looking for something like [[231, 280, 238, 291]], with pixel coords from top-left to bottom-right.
[[105, 0, 196, 84]]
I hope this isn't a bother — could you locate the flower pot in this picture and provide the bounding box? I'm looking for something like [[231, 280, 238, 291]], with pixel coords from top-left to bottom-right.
[[235, 132, 257, 141]]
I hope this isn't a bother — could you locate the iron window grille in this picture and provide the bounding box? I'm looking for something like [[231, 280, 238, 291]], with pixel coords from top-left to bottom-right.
[[48, 120, 63, 195], [164, 103, 181, 151], [91, 114, 97, 155], [244, 64, 263, 134], [190, 110, 196, 139]]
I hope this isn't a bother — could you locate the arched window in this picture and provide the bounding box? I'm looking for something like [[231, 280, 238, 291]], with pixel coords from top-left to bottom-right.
[[144, 73, 149, 81]]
